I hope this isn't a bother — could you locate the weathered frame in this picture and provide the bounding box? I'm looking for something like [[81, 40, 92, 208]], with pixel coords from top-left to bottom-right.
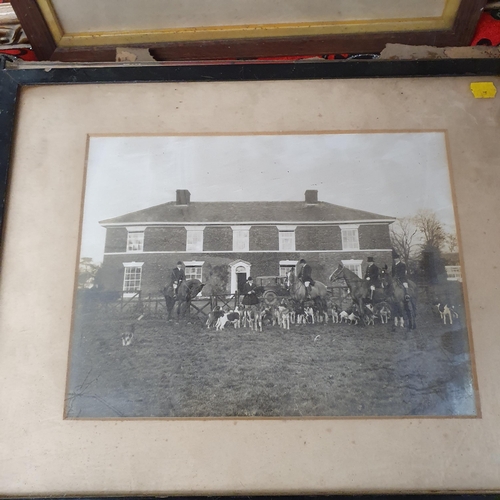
[[1, 59, 500, 496], [10, 0, 486, 61]]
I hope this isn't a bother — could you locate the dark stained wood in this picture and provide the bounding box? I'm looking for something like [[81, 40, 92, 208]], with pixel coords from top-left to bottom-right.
[[452, 0, 487, 44], [10, 0, 55, 60], [12, 0, 487, 62], [52, 46, 117, 63]]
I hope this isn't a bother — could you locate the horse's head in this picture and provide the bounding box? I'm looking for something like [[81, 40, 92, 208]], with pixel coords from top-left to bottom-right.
[[186, 279, 204, 299], [379, 265, 391, 289], [329, 263, 344, 282]]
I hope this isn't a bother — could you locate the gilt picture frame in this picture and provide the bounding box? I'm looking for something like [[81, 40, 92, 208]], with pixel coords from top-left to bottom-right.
[[1, 59, 500, 495], [10, 0, 486, 61]]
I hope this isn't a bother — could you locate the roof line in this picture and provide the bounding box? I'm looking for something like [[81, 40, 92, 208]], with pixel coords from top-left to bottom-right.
[[100, 219, 396, 227]]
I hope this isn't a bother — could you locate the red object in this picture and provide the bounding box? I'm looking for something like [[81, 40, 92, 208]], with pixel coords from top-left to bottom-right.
[[471, 11, 500, 46], [0, 47, 37, 60], [0, 0, 37, 60]]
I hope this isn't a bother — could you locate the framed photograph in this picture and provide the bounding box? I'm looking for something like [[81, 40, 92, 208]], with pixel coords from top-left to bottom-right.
[[11, 0, 486, 61], [1, 59, 500, 495]]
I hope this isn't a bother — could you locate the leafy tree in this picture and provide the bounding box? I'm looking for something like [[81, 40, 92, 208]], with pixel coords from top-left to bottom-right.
[[420, 243, 448, 285], [78, 258, 101, 289], [204, 264, 229, 295]]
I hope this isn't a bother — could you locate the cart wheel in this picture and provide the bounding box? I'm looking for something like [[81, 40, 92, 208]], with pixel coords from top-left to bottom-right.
[[263, 291, 278, 306]]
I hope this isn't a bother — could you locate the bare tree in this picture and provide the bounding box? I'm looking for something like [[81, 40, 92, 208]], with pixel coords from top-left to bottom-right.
[[390, 217, 420, 266], [446, 233, 458, 253], [413, 209, 446, 250]]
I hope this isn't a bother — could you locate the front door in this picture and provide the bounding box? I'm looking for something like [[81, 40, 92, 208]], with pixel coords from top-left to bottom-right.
[[229, 259, 251, 294], [237, 272, 247, 294]]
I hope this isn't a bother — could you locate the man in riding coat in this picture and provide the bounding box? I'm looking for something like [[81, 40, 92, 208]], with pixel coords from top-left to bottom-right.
[[297, 258, 314, 298], [392, 253, 410, 297], [364, 256, 380, 299], [171, 261, 185, 296]]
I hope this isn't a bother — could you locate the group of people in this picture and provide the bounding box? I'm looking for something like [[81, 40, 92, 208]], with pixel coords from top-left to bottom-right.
[[296, 255, 410, 298], [364, 254, 409, 290], [295, 255, 409, 295], [171, 254, 410, 303]]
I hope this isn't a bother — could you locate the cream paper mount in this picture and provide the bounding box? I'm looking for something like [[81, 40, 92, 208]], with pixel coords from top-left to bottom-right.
[[0, 61, 499, 495]]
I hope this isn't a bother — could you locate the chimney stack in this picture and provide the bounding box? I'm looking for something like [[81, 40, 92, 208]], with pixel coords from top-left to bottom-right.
[[305, 190, 318, 204], [176, 189, 191, 205]]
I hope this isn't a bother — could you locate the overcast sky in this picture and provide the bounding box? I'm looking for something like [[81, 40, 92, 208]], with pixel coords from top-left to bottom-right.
[[81, 132, 456, 263]]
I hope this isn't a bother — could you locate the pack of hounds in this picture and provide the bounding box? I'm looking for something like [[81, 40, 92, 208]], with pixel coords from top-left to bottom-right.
[[120, 299, 461, 345], [206, 298, 394, 331], [206, 298, 461, 331]]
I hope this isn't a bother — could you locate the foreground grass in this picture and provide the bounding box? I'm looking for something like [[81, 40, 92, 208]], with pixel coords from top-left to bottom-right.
[[66, 309, 475, 418]]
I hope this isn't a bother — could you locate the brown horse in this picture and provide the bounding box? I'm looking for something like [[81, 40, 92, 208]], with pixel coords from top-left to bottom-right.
[[329, 263, 394, 325], [379, 268, 418, 330], [329, 263, 387, 323], [287, 270, 328, 314], [163, 278, 205, 320], [287, 270, 328, 302]]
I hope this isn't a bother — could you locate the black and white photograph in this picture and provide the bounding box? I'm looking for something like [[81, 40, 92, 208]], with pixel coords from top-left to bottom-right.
[[66, 131, 476, 419]]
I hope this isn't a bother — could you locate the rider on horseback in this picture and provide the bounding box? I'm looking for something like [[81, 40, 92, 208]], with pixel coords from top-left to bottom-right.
[[171, 261, 185, 297], [392, 253, 410, 299], [364, 256, 380, 300], [297, 258, 314, 298]]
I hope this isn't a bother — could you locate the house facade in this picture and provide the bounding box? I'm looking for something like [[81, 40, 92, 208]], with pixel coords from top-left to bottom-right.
[[98, 190, 396, 296]]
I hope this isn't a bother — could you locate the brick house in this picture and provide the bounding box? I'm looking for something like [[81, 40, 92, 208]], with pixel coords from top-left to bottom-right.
[[98, 190, 395, 296]]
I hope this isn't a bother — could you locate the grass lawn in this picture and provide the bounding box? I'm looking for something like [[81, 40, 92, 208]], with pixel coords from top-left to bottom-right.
[[66, 301, 476, 418]]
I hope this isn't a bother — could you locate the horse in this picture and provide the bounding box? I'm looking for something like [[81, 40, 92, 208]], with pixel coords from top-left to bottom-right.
[[329, 263, 387, 324], [287, 270, 329, 315], [162, 278, 205, 320], [379, 268, 417, 330]]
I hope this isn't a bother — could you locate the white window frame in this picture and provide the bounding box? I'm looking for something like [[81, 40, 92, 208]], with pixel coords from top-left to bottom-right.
[[185, 226, 205, 252], [279, 259, 298, 277], [277, 225, 297, 252], [341, 259, 363, 279], [122, 262, 144, 296], [126, 226, 146, 253], [340, 224, 360, 251], [231, 225, 251, 252], [184, 260, 204, 282], [445, 265, 462, 282]]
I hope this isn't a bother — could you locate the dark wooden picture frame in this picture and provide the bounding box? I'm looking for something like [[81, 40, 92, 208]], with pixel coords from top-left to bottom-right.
[[1, 58, 500, 496], [10, 0, 486, 62]]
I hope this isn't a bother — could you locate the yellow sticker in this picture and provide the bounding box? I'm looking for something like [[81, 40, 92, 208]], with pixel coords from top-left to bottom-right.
[[470, 82, 497, 99]]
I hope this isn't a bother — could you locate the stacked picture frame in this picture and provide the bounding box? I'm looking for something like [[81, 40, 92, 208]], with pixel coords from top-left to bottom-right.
[[1, 57, 500, 496]]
